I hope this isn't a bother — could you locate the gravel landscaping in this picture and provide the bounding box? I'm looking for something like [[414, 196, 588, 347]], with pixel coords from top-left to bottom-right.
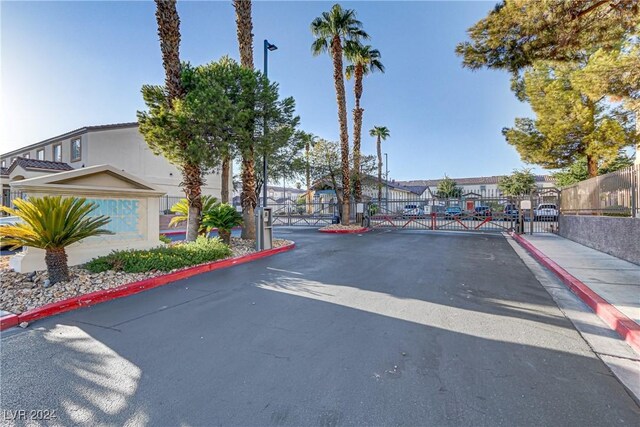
[[318, 224, 369, 231], [0, 237, 291, 315]]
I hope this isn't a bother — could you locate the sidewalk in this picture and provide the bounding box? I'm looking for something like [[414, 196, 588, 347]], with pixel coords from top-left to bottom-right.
[[514, 232, 640, 354]]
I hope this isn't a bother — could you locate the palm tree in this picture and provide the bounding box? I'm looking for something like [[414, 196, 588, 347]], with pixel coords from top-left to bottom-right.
[[345, 42, 384, 202], [233, 0, 257, 239], [202, 203, 243, 245], [154, 0, 202, 242], [369, 126, 390, 203], [0, 196, 112, 284], [169, 196, 219, 235], [311, 4, 368, 225]]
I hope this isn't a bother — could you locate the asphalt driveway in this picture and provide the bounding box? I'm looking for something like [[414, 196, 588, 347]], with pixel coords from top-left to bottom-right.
[[1, 228, 638, 426]]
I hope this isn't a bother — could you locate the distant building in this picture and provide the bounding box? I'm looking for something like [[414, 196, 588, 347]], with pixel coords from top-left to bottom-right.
[[1, 122, 232, 206], [398, 175, 556, 200]]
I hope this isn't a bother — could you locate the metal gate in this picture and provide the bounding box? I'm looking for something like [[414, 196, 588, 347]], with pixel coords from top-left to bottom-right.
[[366, 189, 560, 234]]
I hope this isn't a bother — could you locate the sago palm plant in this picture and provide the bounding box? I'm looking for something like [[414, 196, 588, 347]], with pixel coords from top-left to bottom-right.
[[169, 195, 219, 234], [202, 203, 243, 245], [0, 196, 112, 284]]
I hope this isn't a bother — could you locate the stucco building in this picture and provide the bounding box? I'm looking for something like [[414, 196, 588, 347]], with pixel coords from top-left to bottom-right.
[[1, 122, 231, 207]]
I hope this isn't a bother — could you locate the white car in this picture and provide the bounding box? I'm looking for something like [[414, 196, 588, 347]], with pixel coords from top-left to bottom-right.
[[534, 204, 558, 221], [402, 204, 424, 216]]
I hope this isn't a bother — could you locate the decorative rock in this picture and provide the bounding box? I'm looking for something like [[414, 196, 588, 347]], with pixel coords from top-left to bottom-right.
[[0, 238, 292, 315]]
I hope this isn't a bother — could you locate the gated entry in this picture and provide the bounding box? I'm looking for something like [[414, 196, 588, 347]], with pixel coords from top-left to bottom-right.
[[257, 189, 560, 234], [366, 189, 560, 234]]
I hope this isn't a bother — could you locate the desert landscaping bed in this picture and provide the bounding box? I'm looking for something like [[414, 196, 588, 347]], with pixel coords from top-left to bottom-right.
[[0, 237, 291, 315], [318, 224, 370, 233]]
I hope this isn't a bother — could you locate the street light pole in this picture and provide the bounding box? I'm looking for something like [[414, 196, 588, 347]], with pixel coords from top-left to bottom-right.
[[262, 39, 278, 208], [384, 153, 389, 205]]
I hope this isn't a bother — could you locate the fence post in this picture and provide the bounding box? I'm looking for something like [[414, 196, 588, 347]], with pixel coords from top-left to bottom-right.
[[632, 166, 637, 218], [529, 192, 534, 235]]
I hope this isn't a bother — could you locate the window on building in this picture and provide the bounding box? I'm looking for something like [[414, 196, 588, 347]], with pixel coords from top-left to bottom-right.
[[1, 160, 5, 168], [53, 144, 62, 162], [480, 185, 486, 192], [71, 138, 81, 162], [37, 149, 45, 160], [23, 153, 30, 159]]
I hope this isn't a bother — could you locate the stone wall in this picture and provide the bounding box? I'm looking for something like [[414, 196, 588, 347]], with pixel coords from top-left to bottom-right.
[[559, 215, 640, 265]]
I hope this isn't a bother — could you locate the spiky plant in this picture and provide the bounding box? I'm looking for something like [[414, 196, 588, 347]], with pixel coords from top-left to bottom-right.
[[0, 196, 112, 284], [169, 195, 219, 234], [202, 203, 243, 245]]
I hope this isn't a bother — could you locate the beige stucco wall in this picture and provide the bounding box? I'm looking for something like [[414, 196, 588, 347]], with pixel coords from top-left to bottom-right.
[[1, 125, 234, 199], [85, 127, 230, 197]]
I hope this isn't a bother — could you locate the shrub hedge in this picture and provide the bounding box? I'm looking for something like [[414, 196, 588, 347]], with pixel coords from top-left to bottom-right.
[[85, 236, 232, 273]]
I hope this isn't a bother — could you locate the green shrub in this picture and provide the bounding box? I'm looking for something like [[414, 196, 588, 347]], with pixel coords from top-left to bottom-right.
[[159, 234, 172, 244], [202, 203, 243, 245], [85, 236, 232, 273]]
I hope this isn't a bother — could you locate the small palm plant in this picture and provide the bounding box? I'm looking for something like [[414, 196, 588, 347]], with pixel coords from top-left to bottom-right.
[[202, 203, 243, 245], [169, 196, 219, 234], [0, 196, 112, 284]]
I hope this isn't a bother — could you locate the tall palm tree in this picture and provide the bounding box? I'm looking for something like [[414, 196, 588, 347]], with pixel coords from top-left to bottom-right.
[[154, 0, 202, 242], [0, 197, 112, 284], [345, 42, 384, 202], [233, 0, 257, 239], [311, 4, 368, 225], [369, 126, 390, 204]]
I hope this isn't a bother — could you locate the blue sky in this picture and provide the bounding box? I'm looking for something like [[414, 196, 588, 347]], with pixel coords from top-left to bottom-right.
[[1, 1, 541, 181]]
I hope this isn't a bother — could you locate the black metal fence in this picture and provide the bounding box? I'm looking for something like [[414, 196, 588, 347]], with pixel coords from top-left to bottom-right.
[[364, 189, 559, 234], [159, 195, 184, 214], [1, 190, 25, 215], [561, 164, 639, 218], [260, 189, 560, 234]]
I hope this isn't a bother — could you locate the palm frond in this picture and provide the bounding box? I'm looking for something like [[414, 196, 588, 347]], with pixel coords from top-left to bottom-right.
[[0, 196, 112, 251]]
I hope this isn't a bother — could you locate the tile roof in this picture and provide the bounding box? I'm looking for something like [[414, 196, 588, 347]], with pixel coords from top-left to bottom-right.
[[6, 157, 74, 174], [398, 175, 555, 187]]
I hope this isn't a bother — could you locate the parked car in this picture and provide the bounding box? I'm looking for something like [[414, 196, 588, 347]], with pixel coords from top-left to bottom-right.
[[534, 204, 558, 221], [424, 205, 446, 215], [503, 204, 519, 221], [444, 206, 462, 219], [0, 216, 21, 250], [473, 205, 492, 219], [402, 204, 424, 217]]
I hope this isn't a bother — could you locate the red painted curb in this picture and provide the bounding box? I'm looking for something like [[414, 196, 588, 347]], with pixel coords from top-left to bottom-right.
[[2, 243, 295, 330], [318, 228, 371, 234], [510, 232, 640, 353], [0, 313, 19, 330]]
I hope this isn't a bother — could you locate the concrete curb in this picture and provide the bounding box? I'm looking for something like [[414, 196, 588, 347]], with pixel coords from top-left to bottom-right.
[[0, 313, 19, 330], [0, 242, 295, 331], [509, 231, 640, 354], [318, 228, 371, 234]]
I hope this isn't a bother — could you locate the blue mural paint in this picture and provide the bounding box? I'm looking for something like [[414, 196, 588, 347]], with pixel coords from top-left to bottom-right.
[[86, 198, 142, 237]]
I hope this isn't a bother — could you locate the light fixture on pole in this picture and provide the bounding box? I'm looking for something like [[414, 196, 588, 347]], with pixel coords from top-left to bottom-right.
[[385, 152, 389, 205], [262, 39, 278, 208], [262, 39, 278, 207]]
